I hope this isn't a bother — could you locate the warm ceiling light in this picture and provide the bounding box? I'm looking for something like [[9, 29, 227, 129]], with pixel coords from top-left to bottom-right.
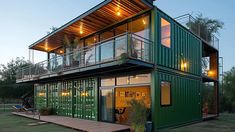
[[143, 19, 146, 25], [116, 4, 121, 16], [59, 50, 63, 54], [117, 10, 121, 16], [79, 23, 83, 34]]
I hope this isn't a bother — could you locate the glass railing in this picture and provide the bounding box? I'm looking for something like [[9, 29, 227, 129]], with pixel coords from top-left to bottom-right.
[[16, 32, 153, 81], [175, 14, 219, 50]]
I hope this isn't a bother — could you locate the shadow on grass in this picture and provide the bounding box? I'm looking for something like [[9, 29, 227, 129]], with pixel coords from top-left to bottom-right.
[[0, 112, 79, 132], [162, 113, 235, 132]]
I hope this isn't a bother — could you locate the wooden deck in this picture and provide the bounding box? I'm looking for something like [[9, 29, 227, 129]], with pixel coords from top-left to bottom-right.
[[12, 112, 130, 132], [203, 114, 218, 121]]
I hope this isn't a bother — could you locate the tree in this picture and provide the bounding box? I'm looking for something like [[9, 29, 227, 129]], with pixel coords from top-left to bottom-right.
[[0, 57, 33, 102], [0, 57, 29, 83], [187, 14, 224, 72], [47, 26, 58, 34], [220, 67, 235, 112], [187, 14, 224, 41]]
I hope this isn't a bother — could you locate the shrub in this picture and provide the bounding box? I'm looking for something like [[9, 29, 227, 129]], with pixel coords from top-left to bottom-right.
[[128, 99, 148, 132], [39, 107, 53, 115]]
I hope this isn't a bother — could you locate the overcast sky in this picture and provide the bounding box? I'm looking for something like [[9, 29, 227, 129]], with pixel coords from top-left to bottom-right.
[[0, 0, 234, 71]]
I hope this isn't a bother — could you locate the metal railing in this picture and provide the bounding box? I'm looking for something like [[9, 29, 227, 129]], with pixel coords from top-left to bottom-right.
[[16, 32, 153, 81], [175, 14, 219, 50]]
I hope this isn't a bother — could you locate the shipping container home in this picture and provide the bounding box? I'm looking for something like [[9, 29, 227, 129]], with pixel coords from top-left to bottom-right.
[[16, 0, 219, 131]]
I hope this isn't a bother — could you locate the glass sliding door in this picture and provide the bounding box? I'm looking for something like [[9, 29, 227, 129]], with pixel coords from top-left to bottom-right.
[[100, 88, 114, 122]]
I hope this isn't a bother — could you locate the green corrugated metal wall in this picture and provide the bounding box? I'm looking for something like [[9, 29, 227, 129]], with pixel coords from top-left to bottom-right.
[[34, 78, 98, 120], [34, 84, 47, 110], [155, 71, 202, 128], [156, 9, 202, 76], [151, 8, 203, 130]]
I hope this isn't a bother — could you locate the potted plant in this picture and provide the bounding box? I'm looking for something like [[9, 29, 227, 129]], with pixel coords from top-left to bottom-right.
[[128, 99, 149, 132], [39, 107, 53, 115]]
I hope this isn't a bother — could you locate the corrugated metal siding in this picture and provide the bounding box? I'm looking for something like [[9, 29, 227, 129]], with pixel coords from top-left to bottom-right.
[[34, 78, 98, 120], [34, 84, 47, 110], [155, 71, 202, 128], [156, 10, 202, 76]]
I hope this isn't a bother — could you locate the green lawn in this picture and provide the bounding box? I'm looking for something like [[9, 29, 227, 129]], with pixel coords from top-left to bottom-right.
[[0, 112, 78, 132], [164, 113, 235, 132], [0, 112, 235, 132]]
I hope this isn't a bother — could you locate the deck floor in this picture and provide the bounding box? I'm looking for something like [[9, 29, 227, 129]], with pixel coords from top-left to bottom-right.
[[12, 112, 130, 132], [203, 114, 217, 120]]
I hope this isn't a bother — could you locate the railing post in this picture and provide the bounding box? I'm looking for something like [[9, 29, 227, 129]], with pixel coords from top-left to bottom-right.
[[141, 40, 143, 60], [127, 32, 131, 57]]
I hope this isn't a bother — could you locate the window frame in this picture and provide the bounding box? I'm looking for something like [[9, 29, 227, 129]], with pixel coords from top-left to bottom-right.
[[160, 80, 172, 107], [160, 17, 171, 48]]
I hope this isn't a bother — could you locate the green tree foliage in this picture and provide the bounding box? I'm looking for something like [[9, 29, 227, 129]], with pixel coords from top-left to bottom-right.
[[0, 57, 33, 102], [187, 14, 224, 41], [220, 67, 235, 112]]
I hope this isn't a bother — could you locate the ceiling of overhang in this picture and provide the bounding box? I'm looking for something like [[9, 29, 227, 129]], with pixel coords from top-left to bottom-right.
[[30, 0, 152, 52]]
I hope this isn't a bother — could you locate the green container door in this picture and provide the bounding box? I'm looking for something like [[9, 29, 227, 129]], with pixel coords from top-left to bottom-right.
[[47, 83, 59, 114], [74, 78, 98, 120], [58, 81, 73, 117], [34, 84, 47, 110]]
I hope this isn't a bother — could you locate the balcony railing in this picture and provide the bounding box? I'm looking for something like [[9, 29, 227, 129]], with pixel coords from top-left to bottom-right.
[[16, 32, 153, 82], [175, 14, 219, 50]]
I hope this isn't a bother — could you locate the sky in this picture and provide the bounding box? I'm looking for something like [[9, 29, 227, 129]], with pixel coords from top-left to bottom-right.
[[0, 0, 234, 71]]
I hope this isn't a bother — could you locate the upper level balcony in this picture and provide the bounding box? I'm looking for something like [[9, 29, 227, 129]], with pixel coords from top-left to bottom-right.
[[16, 33, 153, 83], [16, 0, 155, 83], [175, 14, 219, 50]]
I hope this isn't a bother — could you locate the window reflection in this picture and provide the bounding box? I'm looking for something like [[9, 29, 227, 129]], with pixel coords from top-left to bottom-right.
[[130, 74, 150, 84], [129, 15, 150, 60], [161, 81, 171, 106], [161, 18, 171, 48], [101, 78, 115, 87], [84, 35, 98, 65]]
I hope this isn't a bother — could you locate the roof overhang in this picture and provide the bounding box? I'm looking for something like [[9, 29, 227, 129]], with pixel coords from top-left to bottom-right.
[[29, 0, 154, 52]]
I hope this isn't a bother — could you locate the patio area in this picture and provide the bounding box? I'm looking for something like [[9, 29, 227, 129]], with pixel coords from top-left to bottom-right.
[[12, 112, 130, 132]]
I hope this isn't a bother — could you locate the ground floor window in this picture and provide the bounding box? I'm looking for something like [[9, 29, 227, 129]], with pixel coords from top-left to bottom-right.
[[100, 73, 151, 125], [160, 81, 171, 106]]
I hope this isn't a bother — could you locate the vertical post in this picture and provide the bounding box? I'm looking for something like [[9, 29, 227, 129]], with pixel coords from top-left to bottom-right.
[[72, 80, 75, 118], [141, 40, 143, 60]]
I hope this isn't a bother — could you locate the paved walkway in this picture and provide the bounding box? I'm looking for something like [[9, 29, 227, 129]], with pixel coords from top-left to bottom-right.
[[12, 112, 130, 132]]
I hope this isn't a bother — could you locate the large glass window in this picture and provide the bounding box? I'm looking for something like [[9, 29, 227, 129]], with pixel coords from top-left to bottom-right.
[[161, 18, 171, 48], [101, 78, 115, 87], [84, 35, 98, 65], [130, 74, 151, 84], [116, 76, 129, 85], [128, 15, 150, 60], [161, 81, 171, 106], [100, 30, 114, 61], [100, 88, 114, 122], [116, 74, 150, 86], [129, 15, 150, 39]]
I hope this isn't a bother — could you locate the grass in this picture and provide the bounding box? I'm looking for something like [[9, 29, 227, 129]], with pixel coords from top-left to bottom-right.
[[163, 113, 235, 132], [0, 112, 78, 132], [1, 112, 235, 132]]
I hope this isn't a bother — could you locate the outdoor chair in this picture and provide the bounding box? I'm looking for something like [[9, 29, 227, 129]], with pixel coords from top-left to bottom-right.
[[24, 107, 35, 114], [12, 105, 23, 112]]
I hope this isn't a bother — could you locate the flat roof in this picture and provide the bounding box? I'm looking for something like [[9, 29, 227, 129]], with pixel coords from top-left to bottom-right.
[[30, 0, 153, 52]]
